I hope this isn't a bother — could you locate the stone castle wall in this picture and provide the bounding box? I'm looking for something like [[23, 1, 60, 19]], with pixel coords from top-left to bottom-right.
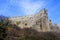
[[9, 8, 60, 32]]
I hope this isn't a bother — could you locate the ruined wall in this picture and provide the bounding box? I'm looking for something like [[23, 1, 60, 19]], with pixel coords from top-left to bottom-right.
[[9, 8, 59, 32]]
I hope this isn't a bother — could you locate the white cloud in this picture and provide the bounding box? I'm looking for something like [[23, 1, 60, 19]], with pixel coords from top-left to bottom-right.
[[0, 0, 46, 16], [18, 0, 46, 15]]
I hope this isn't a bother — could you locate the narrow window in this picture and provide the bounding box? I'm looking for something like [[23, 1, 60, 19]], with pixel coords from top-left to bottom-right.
[[40, 24, 42, 30]]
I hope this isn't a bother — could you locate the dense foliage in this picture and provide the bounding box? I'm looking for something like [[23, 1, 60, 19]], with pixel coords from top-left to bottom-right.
[[6, 27, 60, 40], [0, 16, 7, 40]]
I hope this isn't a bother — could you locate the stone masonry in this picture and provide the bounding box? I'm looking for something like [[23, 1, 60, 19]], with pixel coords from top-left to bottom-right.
[[8, 8, 60, 32]]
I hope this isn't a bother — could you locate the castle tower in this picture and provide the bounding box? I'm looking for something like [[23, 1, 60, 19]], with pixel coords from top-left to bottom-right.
[[40, 8, 50, 32], [32, 8, 50, 32]]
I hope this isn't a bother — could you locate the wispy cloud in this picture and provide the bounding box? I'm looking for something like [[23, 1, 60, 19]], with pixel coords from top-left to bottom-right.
[[18, 0, 45, 15], [0, 0, 46, 16]]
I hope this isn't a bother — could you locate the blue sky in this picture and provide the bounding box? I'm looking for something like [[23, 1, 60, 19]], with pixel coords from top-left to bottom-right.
[[0, 0, 60, 25]]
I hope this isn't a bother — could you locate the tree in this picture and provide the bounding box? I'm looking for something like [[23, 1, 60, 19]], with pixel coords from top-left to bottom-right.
[[0, 16, 9, 40]]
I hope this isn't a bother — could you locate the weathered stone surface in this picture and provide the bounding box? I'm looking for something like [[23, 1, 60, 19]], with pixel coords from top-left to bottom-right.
[[8, 8, 60, 32]]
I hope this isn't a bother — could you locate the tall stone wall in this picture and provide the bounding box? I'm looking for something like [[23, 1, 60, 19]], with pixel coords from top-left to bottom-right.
[[8, 8, 60, 32]]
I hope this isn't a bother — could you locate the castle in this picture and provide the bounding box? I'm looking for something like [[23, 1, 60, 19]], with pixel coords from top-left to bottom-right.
[[9, 8, 60, 32]]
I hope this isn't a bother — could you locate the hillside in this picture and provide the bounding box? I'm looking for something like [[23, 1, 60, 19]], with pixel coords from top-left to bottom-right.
[[5, 26, 60, 40]]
